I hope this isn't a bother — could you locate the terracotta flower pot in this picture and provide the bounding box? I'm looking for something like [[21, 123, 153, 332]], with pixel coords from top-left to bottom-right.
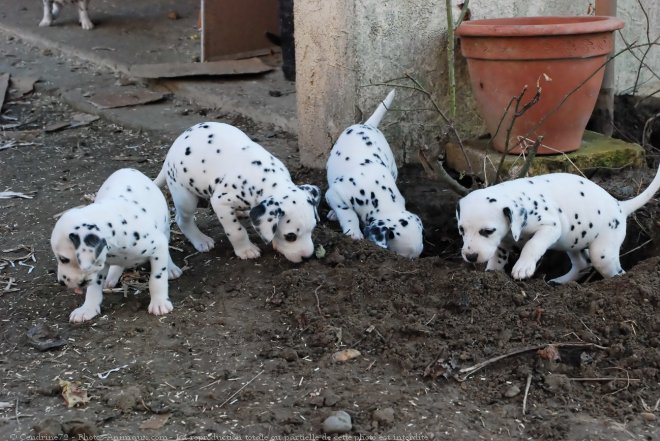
[[456, 16, 624, 155]]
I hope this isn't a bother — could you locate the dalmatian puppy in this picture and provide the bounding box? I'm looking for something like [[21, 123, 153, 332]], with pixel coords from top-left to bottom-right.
[[325, 90, 424, 258], [456, 166, 660, 283], [39, 0, 94, 30], [154, 122, 321, 263], [51, 168, 182, 323]]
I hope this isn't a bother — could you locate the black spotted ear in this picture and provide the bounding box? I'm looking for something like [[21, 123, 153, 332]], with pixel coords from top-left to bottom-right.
[[84, 234, 107, 259], [299, 184, 322, 221], [249, 198, 284, 243], [503, 206, 527, 241], [364, 222, 393, 249], [69, 233, 81, 249]]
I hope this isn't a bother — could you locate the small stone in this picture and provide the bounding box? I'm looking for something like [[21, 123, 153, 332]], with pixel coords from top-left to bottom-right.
[[280, 348, 298, 362], [332, 349, 361, 362], [326, 249, 346, 265], [33, 418, 64, 438], [322, 410, 351, 434], [372, 407, 395, 426], [322, 390, 340, 407], [503, 384, 521, 398], [640, 412, 656, 423]]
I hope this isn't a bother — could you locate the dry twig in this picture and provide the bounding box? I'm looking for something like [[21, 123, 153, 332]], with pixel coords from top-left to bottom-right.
[[457, 342, 607, 382]]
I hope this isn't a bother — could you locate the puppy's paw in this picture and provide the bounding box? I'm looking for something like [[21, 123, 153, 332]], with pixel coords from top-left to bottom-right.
[[80, 18, 94, 30], [347, 230, 364, 241], [190, 234, 215, 252], [70, 305, 100, 323], [235, 243, 261, 259], [511, 259, 536, 280], [39, 18, 53, 27], [148, 298, 173, 316], [168, 263, 183, 280], [105, 266, 123, 288]]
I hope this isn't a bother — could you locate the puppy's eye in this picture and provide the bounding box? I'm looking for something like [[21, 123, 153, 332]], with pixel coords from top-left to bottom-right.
[[59, 256, 70, 264], [284, 233, 297, 242], [458, 226, 465, 235], [479, 228, 496, 237]]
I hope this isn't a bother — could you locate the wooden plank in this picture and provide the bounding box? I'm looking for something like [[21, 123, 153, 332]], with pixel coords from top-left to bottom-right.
[[201, 0, 280, 62], [87, 89, 167, 109], [0, 73, 9, 112], [129, 58, 274, 79]]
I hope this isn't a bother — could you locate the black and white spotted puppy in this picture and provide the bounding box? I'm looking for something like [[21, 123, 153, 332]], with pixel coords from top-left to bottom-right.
[[154, 122, 321, 263], [51, 168, 182, 323], [39, 0, 93, 30], [325, 90, 424, 258], [456, 166, 660, 283]]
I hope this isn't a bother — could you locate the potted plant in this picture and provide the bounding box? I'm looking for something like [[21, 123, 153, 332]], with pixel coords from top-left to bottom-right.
[[456, 16, 624, 155]]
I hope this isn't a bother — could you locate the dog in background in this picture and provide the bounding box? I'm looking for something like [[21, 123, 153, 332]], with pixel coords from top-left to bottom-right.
[[40, 0, 94, 30]]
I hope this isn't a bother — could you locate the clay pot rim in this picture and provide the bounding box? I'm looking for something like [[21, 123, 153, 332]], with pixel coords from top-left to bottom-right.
[[456, 15, 624, 38]]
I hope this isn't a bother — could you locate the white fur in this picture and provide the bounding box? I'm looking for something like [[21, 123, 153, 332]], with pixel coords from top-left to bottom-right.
[[154, 122, 321, 263], [40, 0, 93, 29], [456, 167, 660, 283], [51, 168, 181, 322], [325, 90, 424, 258]]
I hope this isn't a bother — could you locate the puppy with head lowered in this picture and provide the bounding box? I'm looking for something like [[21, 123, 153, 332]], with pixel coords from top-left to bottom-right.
[[154, 122, 321, 263], [51, 168, 182, 323], [325, 90, 424, 258], [456, 166, 660, 283]]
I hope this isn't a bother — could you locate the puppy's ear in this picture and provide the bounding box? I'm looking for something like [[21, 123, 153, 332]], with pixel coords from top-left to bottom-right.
[[298, 184, 321, 221], [69, 233, 81, 249], [249, 198, 284, 243], [364, 222, 394, 249], [503, 206, 527, 241], [84, 233, 107, 259]]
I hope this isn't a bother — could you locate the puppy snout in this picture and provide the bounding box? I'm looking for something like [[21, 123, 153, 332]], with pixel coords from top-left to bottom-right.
[[78, 280, 88, 288], [465, 252, 479, 263], [58, 280, 66, 287]]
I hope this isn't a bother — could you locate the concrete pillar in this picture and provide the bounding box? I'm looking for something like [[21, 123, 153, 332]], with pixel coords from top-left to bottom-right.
[[294, 0, 359, 168]]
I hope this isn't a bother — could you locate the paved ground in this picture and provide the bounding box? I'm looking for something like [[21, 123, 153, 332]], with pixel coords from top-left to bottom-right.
[[0, 0, 297, 134]]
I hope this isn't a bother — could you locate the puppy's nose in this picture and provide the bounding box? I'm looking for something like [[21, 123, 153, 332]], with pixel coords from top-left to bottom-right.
[[465, 252, 479, 263], [78, 280, 88, 288], [59, 280, 66, 287]]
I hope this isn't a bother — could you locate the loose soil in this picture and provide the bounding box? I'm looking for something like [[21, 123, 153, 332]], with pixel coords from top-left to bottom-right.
[[1, 84, 659, 441]]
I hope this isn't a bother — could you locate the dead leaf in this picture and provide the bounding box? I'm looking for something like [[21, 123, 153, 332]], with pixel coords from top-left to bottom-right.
[[44, 113, 99, 132], [59, 380, 90, 408], [26, 323, 67, 351], [140, 413, 170, 429], [9, 76, 38, 98], [537, 344, 561, 361]]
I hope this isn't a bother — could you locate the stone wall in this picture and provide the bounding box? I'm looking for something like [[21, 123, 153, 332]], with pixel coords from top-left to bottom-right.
[[295, 0, 660, 168]]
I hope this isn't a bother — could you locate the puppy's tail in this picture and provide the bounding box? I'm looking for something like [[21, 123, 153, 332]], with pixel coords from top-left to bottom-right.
[[619, 164, 660, 216], [364, 89, 396, 128], [153, 165, 167, 189]]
